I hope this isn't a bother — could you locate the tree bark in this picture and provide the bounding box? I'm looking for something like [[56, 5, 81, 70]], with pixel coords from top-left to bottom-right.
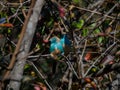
[[8, 0, 45, 90]]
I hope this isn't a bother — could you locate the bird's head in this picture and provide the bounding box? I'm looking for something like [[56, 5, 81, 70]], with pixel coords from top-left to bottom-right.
[[50, 36, 60, 43]]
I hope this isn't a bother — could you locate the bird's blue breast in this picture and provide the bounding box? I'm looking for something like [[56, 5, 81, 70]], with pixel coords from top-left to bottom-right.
[[50, 35, 71, 54], [50, 37, 64, 54]]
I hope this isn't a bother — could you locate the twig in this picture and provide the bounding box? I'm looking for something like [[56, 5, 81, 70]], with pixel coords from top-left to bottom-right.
[[22, 9, 27, 18], [45, 29, 54, 41], [19, 48, 40, 61], [27, 60, 53, 90], [78, 40, 87, 78], [19, 0, 27, 18], [28, 54, 50, 59], [58, 22, 66, 34], [61, 68, 69, 83], [8, 0, 31, 21], [84, 42, 117, 77], [87, 0, 105, 9], [2, 0, 35, 82], [74, 6, 117, 20], [6, 37, 16, 47], [79, 3, 118, 44], [8, 0, 45, 89], [107, 34, 120, 43], [96, 63, 120, 77], [62, 55, 79, 79], [85, 0, 105, 22], [16, 15, 24, 24], [68, 69, 73, 90], [60, 18, 69, 32], [6, 3, 20, 6], [75, 44, 99, 49]]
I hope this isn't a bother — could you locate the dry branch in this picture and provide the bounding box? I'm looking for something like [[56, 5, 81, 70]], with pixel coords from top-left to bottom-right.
[[2, 0, 36, 84], [2, 0, 45, 90]]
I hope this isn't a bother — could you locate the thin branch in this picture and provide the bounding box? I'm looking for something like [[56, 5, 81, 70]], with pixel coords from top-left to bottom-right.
[[62, 55, 79, 79], [2, 0, 36, 83], [85, 0, 105, 22], [74, 5, 118, 20], [79, 3, 119, 44], [8, 0, 31, 21], [78, 40, 87, 78], [68, 69, 73, 90], [27, 60, 53, 90], [7, 0, 45, 89], [84, 42, 117, 77]]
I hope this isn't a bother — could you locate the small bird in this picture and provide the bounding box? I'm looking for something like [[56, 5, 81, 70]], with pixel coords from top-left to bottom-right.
[[50, 34, 71, 59], [49, 35, 71, 74], [50, 36, 64, 60], [49, 36, 61, 74]]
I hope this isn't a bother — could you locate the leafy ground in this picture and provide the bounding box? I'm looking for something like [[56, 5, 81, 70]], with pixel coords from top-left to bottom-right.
[[0, 0, 120, 90]]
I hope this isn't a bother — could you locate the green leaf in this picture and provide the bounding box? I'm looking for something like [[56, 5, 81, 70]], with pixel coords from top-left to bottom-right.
[[98, 37, 104, 43], [36, 43, 41, 49], [72, 19, 84, 29], [94, 28, 100, 33], [82, 29, 88, 36], [94, 28, 104, 43], [41, 26, 45, 34], [46, 18, 54, 28], [24, 64, 31, 70], [10, 8, 16, 13], [90, 23, 96, 27], [76, 19, 84, 29], [8, 29, 11, 34], [72, 0, 80, 3]]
